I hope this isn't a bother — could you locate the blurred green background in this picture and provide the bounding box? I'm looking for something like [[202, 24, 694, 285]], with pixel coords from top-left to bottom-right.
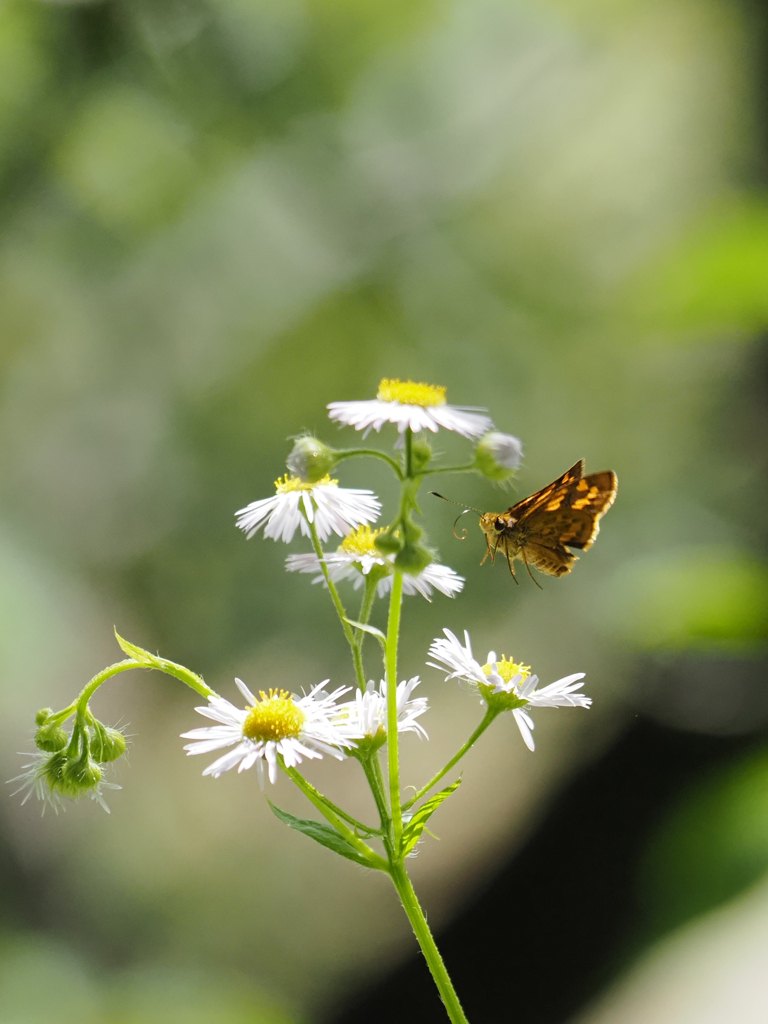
[[1, 0, 768, 1020]]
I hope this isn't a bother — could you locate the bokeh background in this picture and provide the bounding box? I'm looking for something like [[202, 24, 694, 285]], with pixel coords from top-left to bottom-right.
[[1, 0, 768, 1021]]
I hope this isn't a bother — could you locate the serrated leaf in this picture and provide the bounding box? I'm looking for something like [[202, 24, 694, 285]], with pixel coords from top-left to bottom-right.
[[114, 629, 159, 667], [344, 619, 387, 648], [401, 779, 462, 856], [268, 802, 374, 867]]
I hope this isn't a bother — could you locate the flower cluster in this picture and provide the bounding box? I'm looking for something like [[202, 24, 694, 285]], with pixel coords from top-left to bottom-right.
[[11, 707, 126, 813]]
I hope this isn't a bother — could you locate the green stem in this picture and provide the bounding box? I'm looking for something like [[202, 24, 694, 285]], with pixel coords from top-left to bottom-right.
[[389, 862, 469, 1024], [334, 448, 404, 478], [307, 521, 362, 684], [421, 463, 477, 476], [283, 764, 388, 870], [360, 754, 391, 840], [385, 569, 405, 846], [403, 708, 498, 811]]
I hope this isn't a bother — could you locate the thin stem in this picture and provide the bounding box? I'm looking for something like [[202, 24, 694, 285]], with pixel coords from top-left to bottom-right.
[[405, 427, 413, 478], [421, 463, 477, 476], [284, 764, 388, 870], [385, 569, 405, 847], [334, 448, 403, 478], [307, 521, 361, 680], [283, 763, 381, 835], [360, 754, 391, 840], [403, 708, 498, 812], [389, 862, 469, 1024], [350, 572, 380, 690]]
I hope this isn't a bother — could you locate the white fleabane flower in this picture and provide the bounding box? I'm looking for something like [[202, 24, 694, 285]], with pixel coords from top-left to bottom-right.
[[235, 474, 381, 544], [182, 678, 361, 785], [338, 678, 428, 749], [285, 526, 464, 601], [427, 629, 590, 751], [328, 378, 493, 440]]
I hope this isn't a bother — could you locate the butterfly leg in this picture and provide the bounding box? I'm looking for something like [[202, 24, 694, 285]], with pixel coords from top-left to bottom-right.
[[521, 549, 543, 590], [506, 555, 519, 585], [480, 537, 495, 566]]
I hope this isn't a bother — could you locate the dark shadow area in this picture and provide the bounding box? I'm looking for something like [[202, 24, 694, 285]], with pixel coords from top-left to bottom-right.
[[332, 719, 759, 1024]]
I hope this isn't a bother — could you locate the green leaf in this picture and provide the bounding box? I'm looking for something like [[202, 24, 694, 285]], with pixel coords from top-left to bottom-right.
[[268, 802, 375, 867], [344, 619, 387, 648], [401, 779, 462, 856], [114, 629, 161, 667]]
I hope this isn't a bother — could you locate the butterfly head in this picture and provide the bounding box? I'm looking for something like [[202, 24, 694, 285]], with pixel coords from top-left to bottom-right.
[[480, 512, 513, 539]]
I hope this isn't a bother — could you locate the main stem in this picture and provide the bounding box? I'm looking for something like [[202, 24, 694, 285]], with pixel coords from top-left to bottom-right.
[[389, 862, 470, 1024]]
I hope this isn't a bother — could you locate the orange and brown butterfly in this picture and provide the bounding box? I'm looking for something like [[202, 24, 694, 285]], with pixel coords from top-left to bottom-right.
[[432, 460, 617, 586]]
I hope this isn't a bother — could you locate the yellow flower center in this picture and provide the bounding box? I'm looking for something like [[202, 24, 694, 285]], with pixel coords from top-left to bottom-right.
[[243, 689, 306, 742], [482, 656, 531, 684], [377, 378, 447, 407], [339, 525, 384, 556], [274, 473, 337, 493]]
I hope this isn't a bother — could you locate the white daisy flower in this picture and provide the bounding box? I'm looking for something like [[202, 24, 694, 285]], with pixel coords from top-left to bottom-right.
[[328, 378, 493, 440], [338, 677, 429, 745], [181, 678, 361, 785], [285, 525, 464, 601], [9, 753, 121, 814], [427, 629, 590, 751], [235, 474, 381, 544]]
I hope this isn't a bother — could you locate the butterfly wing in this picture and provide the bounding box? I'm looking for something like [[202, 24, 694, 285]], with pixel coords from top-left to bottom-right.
[[504, 462, 617, 576]]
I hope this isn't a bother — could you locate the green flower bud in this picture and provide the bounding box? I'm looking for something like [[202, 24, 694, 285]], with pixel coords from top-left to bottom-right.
[[395, 541, 434, 576], [474, 431, 523, 481], [410, 437, 433, 473], [374, 529, 404, 555], [90, 722, 127, 763], [35, 707, 55, 727], [42, 750, 68, 792], [59, 751, 102, 798], [35, 721, 69, 753], [286, 435, 337, 483]]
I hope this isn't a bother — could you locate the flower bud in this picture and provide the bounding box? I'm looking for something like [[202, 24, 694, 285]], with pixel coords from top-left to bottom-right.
[[474, 432, 523, 481], [59, 751, 102, 798], [35, 721, 69, 753], [395, 541, 434, 576], [410, 437, 433, 474], [374, 529, 403, 555], [286, 436, 337, 483], [90, 723, 127, 763], [35, 707, 55, 727]]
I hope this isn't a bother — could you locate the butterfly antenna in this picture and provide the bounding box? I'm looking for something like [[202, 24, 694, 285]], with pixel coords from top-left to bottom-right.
[[430, 492, 484, 540]]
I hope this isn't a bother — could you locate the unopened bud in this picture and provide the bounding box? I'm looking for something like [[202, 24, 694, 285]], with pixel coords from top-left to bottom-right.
[[286, 436, 337, 483], [60, 751, 102, 797], [395, 541, 434, 576], [474, 432, 523, 481], [90, 723, 127, 763], [410, 437, 433, 474], [374, 529, 403, 555], [35, 721, 69, 753], [35, 708, 55, 727]]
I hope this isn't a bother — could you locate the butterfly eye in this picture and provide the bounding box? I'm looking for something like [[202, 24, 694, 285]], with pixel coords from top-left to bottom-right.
[[494, 517, 506, 531]]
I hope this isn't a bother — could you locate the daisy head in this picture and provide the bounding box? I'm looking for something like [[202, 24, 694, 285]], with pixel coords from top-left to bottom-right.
[[336, 678, 429, 754], [235, 474, 381, 544], [327, 378, 493, 440], [181, 678, 361, 786], [285, 525, 464, 601], [427, 629, 590, 751]]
